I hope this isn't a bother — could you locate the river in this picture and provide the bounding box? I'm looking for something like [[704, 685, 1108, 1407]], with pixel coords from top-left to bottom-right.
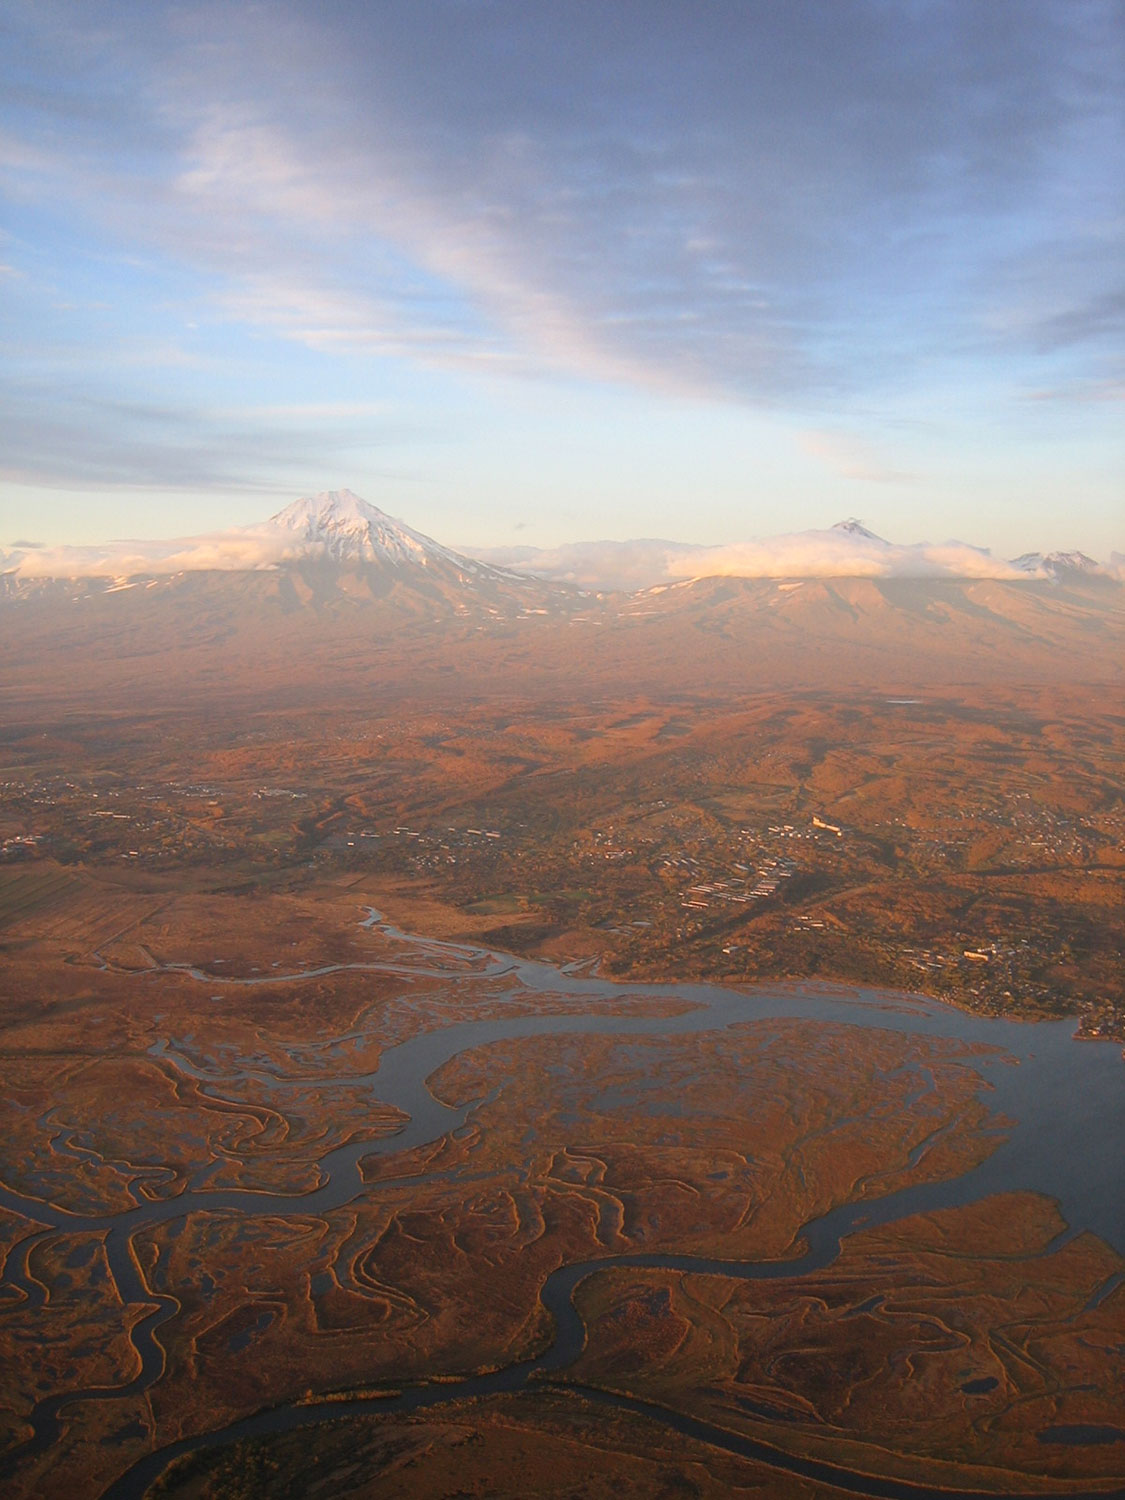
[[1, 909, 1122, 1499]]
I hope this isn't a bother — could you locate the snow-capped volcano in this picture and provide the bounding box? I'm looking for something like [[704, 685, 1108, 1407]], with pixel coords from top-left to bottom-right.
[[0, 490, 499, 583], [2, 492, 1119, 688], [0, 488, 565, 619], [266, 490, 460, 568], [1, 491, 1116, 594]]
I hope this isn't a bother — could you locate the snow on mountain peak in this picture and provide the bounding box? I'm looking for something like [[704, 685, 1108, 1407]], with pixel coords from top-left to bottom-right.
[[1010, 549, 1103, 580], [268, 490, 447, 566], [830, 518, 884, 541], [1043, 550, 1100, 573], [0, 490, 1115, 591], [272, 489, 379, 531]]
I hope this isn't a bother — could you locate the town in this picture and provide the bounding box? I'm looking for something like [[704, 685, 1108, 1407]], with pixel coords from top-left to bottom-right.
[[2, 688, 1120, 1035]]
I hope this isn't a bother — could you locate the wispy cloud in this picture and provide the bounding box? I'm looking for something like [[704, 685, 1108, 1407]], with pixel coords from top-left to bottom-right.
[[798, 430, 916, 485], [213, 271, 515, 370], [8, 0, 1120, 402], [469, 526, 1039, 588], [2, 507, 1045, 585], [0, 0, 1120, 534], [668, 535, 1031, 583], [0, 379, 394, 491]]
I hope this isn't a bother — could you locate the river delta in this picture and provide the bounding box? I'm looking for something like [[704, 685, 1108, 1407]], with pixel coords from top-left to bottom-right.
[[0, 893, 1122, 1498]]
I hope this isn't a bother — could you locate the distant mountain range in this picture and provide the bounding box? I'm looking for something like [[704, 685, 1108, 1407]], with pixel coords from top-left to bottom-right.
[[2, 491, 1120, 708], [467, 517, 1118, 591], [2, 490, 1119, 592]]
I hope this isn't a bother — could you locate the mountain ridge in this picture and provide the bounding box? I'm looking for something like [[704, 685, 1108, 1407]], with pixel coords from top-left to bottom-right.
[[3, 491, 1119, 591]]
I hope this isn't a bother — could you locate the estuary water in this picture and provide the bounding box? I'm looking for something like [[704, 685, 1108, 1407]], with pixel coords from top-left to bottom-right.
[[1, 909, 1122, 1499]]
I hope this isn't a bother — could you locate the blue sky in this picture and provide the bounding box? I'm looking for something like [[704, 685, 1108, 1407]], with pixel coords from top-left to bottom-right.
[[1, 0, 1122, 556]]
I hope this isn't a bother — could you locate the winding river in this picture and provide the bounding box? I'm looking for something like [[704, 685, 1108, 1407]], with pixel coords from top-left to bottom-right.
[[1, 910, 1122, 1499]]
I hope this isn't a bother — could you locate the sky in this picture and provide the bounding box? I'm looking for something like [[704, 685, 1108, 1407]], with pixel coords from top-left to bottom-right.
[[1, 0, 1122, 559]]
